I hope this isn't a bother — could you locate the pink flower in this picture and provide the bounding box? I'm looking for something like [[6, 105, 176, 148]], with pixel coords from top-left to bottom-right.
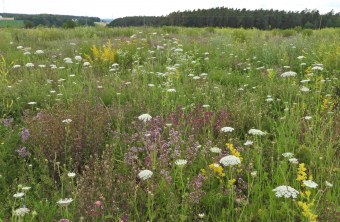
[[95, 200, 102, 207]]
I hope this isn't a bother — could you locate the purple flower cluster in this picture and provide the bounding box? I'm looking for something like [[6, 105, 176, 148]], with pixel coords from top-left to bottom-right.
[[19, 128, 30, 142], [16, 146, 31, 158]]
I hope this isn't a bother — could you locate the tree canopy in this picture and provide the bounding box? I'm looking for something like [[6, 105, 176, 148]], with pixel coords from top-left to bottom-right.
[[109, 8, 340, 29]]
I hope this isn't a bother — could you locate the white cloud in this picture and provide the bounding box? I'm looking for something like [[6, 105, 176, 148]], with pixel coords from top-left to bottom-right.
[[1, 0, 339, 18]]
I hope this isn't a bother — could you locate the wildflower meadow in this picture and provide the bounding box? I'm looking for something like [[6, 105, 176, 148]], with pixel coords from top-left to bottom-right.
[[0, 26, 339, 221]]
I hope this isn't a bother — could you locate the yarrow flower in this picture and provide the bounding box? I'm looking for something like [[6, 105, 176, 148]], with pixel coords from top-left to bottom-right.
[[175, 159, 188, 166], [138, 169, 153, 180], [303, 180, 318, 189], [248, 128, 266, 136], [138, 113, 152, 122], [57, 198, 73, 206], [272, 185, 299, 198], [219, 155, 241, 166], [221, 126, 234, 132]]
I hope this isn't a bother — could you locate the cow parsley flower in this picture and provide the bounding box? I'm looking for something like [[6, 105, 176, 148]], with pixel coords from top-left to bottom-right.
[[281, 71, 297, 77], [272, 185, 299, 198], [175, 159, 187, 166], [300, 86, 310, 92], [248, 129, 266, 136], [325, 181, 333, 188], [25, 63, 34, 67], [57, 198, 73, 206], [219, 155, 241, 166], [210, 147, 222, 153], [282, 152, 294, 158], [62, 119, 72, 124], [138, 113, 152, 122], [288, 158, 299, 164], [14, 207, 30, 217], [67, 172, 76, 178], [221, 126, 234, 132], [303, 180, 318, 188], [138, 170, 153, 180], [244, 140, 253, 146], [13, 192, 25, 198]]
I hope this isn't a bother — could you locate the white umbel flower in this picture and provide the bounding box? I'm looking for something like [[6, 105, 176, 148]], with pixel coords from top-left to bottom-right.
[[325, 181, 333, 188], [175, 159, 188, 166], [300, 86, 310, 92], [57, 198, 73, 206], [280, 71, 297, 77], [210, 147, 222, 153], [62, 119, 72, 124], [138, 169, 153, 180], [14, 207, 30, 217], [138, 113, 152, 122], [219, 155, 241, 166], [221, 127, 234, 132], [272, 185, 299, 198], [248, 129, 266, 136], [67, 172, 76, 178], [288, 158, 299, 164], [282, 152, 294, 158], [13, 192, 25, 198], [303, 180, 318, 188], [244, 140, 253, 146]]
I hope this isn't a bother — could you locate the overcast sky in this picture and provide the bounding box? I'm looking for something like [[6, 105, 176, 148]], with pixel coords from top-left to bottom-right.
[[1, 0, 339, 18]]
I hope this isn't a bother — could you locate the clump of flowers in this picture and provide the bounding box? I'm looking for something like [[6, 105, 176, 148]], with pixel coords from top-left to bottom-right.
[[138, 113, 152, 122]]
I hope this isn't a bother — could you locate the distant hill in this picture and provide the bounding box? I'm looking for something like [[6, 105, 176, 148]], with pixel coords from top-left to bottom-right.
[[0, 13, 100, 28], [109, 7, 340, 29]]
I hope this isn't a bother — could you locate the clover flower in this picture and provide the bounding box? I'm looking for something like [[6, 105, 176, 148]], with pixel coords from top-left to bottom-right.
[[219, 155, 241, 166], [138, 169, 153, 180], [272, 185, 299, 198]]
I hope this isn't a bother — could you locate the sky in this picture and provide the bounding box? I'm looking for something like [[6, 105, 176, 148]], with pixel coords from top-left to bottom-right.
[[1, 0, 339, 19]]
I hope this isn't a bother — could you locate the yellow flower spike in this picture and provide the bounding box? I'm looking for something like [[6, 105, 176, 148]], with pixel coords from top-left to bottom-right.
[[209, 163, 225, 177], [226, 143, 243, 162], [297, 163, 307, 182]]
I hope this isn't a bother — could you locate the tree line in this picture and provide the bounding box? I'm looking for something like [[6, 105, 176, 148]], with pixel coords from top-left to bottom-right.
[[109, 8, 340, 29], [0, 13, 100, 28]]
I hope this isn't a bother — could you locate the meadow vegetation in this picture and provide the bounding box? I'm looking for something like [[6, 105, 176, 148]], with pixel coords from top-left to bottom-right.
[[0, 26, 339, 221]]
